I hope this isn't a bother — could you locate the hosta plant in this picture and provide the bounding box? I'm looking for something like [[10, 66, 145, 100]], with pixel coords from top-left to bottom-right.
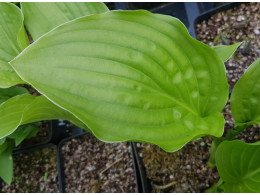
[[0, 2, 259, 192]]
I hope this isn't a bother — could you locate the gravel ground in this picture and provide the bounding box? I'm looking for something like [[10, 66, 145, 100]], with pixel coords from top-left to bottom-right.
[[61, 133, 136, 193], [138, 3, 260, 193], [1, 146, 58, 193]]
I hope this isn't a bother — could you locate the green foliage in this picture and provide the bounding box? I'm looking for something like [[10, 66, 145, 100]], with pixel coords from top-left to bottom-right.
[[231, 58, 260, 126], [10, 10, 229, 152], [214, 140, 260, 193], [0, 2, 29, 88], [0, 1, 259, 191], [21, 2, 109, 40], [212, 42, 242, 62]]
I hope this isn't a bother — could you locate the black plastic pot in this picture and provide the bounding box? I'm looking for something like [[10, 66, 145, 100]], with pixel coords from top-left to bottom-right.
[[57, 133, 142, 193], [12, 119, 71, 152], [130, 142, 151, 193], [0, 143, 59, 193], [49, 120, 85, 145], [104, 2, 234, 38], [13, 119, 86, 153]]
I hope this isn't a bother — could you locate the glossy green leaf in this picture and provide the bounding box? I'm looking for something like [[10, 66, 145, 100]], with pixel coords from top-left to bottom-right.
[[0, 143, 13, 184], [21, 2, 109, 40], [216, 140, 260, 192], [212, 42, 242, 62], [0, 94, 87, 139], [10, 11, 229, 152], [0, 2, 29, 88], [0, 86, 28, 104], [231, 58, 260, 125]]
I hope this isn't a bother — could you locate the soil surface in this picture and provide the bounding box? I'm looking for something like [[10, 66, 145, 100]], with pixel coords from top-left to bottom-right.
[[61, 133, 136, 193], [137, 137, 219, 193], [138, 3, 260, 193], [1, 145, 58, 193]]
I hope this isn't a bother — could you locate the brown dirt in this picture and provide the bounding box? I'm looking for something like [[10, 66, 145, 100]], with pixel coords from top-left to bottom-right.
[[16, 84, 40, 96], [137, 137, 219, 193], [61, 133, 136, 193], [1, 146, 58, 193]]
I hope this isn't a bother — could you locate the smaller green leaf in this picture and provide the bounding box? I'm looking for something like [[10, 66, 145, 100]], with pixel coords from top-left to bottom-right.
[[0, 86, 28, 104], [216, 140, 260, 193], [8, 124, 38, 146], [212, 42, 242, 62], [0, 2, 29, 88], [231, 58, 260, 125], [0, 143, 13, 184], [0, 94, 34, 138], [0, 94, 88, 139], [21, 2, 109, 40]]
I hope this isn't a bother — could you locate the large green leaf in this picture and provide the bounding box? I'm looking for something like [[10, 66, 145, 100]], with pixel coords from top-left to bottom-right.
[[0, 2, 29, 88], [215, 140, 260, 192], [21, 2, 109, 40], [10, 10, 229, 152], [0, 94, 87, 139], [231, 58, 260, 125], [212, 42, 242, 62]]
